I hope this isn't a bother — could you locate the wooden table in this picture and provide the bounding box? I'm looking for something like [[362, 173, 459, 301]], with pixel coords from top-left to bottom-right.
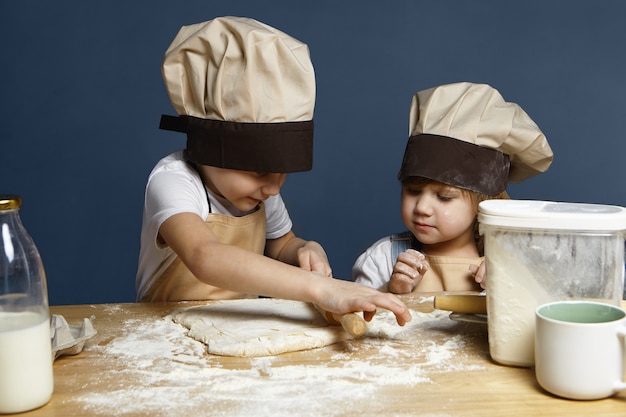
[[14, 295, 626, 417]]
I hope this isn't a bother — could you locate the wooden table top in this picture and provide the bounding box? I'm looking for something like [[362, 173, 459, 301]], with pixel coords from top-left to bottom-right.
[[15, 294, 626, 417]]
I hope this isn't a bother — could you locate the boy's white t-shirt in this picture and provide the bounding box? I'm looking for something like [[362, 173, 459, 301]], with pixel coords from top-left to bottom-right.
[[135, 151, 293, 300]]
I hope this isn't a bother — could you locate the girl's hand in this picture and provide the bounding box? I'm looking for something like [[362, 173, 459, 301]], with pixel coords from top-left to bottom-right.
[[388, 249, 429, 294], [469, 262, 486, 289]]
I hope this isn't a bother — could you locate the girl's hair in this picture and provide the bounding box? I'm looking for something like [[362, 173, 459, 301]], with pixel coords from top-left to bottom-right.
[[466, 188, 510, 255], [403, 177, 510, 255]]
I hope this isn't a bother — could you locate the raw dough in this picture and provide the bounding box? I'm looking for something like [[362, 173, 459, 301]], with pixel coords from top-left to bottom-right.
[[171, 298, 351, 357]]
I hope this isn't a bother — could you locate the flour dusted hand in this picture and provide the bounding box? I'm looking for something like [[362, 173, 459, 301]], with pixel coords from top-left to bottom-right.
[[389, 249, 429, 294]]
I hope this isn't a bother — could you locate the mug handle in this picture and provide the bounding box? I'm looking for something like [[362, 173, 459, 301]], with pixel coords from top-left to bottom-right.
[[616, 326, 626, 392]]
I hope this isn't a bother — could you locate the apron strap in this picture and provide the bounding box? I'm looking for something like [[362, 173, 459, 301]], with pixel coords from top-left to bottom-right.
[[186, 160, 212, 213], [390, 231, 421, 263]]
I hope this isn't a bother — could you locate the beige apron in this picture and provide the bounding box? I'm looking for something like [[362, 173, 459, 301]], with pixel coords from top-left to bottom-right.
[[414, 255, 484, 293], [142, 203, 267, 302]]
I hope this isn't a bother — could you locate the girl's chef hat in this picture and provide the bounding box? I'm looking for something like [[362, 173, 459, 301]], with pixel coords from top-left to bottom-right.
[[398, 82, 553, 195], [159, 16, 315, 173]]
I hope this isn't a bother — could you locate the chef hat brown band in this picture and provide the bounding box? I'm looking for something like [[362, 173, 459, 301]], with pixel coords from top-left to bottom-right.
[[160, 115, 314, 173], [398, 134, 511, 195]]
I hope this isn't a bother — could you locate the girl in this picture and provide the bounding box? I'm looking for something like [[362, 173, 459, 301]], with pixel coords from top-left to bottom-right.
[[352, 82, 553, 294]]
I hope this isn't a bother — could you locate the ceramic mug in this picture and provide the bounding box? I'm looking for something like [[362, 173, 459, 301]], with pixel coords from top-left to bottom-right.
[[535, 301, 626, 400]]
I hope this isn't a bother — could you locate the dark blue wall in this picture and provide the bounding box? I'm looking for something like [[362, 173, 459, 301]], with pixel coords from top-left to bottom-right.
[[1, 1, 625, 305]]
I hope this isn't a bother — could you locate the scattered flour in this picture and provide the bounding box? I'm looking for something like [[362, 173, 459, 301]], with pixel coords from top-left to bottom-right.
[[63, 304, 486, 417]]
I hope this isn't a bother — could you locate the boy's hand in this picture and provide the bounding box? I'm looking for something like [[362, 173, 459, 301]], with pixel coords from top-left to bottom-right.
[[297, 240, 332, 277], [388, 249, 429, 294], [314, 278, 412, 326]]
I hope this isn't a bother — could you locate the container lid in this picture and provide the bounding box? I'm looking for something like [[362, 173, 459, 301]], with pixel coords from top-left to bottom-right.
[[478, 200, 626, 231]]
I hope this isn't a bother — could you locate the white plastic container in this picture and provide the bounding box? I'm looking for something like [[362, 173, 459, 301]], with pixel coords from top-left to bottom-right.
[[478, 200, 626, 367]]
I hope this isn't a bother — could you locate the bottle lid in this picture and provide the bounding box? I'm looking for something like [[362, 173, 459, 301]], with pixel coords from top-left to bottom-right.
[[0, 195, 23, 210], [478, 199, 626, 231]]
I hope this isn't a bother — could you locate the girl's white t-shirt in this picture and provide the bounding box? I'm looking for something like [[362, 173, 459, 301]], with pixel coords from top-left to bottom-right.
[[351, 236, 394, 291]]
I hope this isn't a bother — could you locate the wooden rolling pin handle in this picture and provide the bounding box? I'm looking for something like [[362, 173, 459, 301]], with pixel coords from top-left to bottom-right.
[[315, 305, 368, 337], [335, 312, 368, 338], [433, 295, 487, 315]]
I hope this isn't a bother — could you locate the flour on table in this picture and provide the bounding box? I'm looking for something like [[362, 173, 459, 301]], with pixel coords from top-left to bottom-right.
[[171, 298, 351, 357], [74, 302, 485, 417]]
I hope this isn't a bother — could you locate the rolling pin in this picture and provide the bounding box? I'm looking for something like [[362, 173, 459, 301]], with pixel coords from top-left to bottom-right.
[[314, 305, 368, 337], [433, 294, 487, 315]]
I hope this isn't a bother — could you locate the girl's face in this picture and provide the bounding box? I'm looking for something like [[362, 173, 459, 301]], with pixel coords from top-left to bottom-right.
[[401, 180, 477, 256], [198, 166, 286, 212]]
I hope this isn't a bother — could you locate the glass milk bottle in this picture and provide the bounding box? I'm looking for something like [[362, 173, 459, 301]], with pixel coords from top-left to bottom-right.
[[0, 195, 53, 414]]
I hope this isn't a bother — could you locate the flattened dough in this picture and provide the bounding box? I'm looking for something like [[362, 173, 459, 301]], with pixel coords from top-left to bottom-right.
[[171, 298, 351, 357]]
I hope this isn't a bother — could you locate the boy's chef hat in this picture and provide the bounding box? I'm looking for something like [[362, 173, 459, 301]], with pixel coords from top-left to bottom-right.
[[398, 82, 553, 195], [159, 16, 315, 173]]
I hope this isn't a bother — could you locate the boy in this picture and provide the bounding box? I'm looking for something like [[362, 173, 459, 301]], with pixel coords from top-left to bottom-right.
[[136, 17, 410, 324]]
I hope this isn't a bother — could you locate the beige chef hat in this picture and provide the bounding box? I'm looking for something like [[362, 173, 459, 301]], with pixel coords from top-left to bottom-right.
[[159, 16, 316, 173], [398, 82, 553, 195]]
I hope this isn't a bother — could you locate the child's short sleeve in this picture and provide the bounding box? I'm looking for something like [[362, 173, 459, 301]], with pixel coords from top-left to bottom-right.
[[142, 152, 208, 249], [351, 236, 394, 291], [264, 194, 293, 240]]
